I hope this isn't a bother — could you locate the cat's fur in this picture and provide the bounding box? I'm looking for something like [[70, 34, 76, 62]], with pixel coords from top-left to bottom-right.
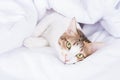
[[24, 12, 104, 64]]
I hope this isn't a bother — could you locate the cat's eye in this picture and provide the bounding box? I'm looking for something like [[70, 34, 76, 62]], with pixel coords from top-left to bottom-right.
[[76, 54, 84, 59], [66, 41, 71, 50]]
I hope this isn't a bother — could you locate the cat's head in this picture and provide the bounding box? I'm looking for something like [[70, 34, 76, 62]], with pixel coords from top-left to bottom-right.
[[58, 18, 104, 64]]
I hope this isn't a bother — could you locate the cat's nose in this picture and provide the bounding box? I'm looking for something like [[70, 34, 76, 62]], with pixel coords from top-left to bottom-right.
[[64, 59, 70, 64], [65, 59, 69, 62], [64, 54, 70, 63]]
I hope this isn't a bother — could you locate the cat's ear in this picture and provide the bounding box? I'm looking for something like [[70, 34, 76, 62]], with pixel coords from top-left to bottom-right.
[[83, 41, 104, 55], [66, 17, 78, 35]]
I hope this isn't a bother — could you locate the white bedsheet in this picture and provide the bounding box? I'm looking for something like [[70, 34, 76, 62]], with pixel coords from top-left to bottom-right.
[[0, 37, 120, 80], [0, 0, 120, 80]]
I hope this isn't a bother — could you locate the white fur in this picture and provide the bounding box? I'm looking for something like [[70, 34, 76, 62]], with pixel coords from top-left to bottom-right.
[[24, 37, 48, 48], [62, 45, 83, 64], [23, 12, 82, 64]]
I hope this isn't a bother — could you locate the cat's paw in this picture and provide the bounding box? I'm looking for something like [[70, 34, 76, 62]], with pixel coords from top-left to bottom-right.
[[23, 37, 48, 48]]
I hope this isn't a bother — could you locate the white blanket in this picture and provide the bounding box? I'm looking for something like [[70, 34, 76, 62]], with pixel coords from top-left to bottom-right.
[[0, 0, 120, 80], [0, 37, 120, 80]]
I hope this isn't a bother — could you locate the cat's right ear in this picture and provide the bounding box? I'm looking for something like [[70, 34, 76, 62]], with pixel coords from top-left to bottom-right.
[[66, 17, 78, 35]]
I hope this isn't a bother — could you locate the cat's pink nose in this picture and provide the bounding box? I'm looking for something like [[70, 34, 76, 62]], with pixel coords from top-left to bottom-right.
[[64, 59, 70, 64], [64, 54, 69, 63], [65, 59, 69, 62]]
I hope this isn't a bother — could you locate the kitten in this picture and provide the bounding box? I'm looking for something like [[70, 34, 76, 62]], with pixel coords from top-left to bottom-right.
[[24, 12, 104, 64]]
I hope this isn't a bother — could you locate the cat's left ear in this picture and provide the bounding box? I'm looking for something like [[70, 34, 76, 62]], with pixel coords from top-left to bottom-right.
[[66, 17, 78, 35], [83, 41, 105, 56]]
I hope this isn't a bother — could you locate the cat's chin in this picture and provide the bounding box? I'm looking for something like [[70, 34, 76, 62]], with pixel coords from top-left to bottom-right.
[[63, 62, 73, 65], [64, 61, 78, 65], [64, 58, 78, 64], [58, 54, 83, 64], [59, 58, 77, 64], [63, 57, 85, 64]]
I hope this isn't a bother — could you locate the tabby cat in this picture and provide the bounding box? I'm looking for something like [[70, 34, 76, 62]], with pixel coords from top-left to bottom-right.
[[24, 12, 103, 64]]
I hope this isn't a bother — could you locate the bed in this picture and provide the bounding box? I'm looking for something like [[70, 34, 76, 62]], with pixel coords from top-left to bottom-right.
[[0, 0, 120, 80]]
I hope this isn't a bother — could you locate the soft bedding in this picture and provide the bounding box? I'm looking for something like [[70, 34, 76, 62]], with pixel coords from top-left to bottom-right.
[[0, 34, 120, 80], [0, 0, 120, 80]]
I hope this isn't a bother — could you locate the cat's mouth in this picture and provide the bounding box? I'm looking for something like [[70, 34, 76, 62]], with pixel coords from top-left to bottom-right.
[[64, 52, 86, 64]]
